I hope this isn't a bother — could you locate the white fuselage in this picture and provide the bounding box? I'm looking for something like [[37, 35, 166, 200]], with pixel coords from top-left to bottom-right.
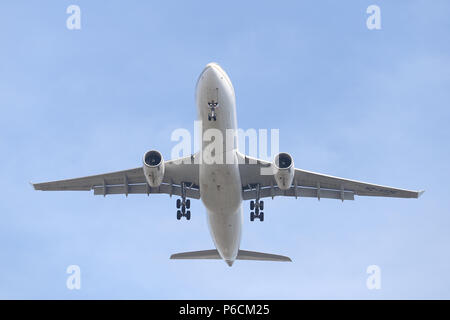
[[195, 63, 243, 266]]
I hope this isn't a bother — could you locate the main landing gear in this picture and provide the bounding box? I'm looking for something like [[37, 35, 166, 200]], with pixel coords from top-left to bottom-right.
[[176, 182, 191, 220], [250, 184, 264, 222]]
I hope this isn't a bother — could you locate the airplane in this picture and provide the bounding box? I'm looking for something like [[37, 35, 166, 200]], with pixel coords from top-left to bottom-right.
[[33, 62, 424, 267]]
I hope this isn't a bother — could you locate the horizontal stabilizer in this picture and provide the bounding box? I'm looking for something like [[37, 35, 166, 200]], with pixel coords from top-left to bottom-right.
[[237, 250, 292, 262], [170, 250, 221, 260], [170, 249, 291, 262]]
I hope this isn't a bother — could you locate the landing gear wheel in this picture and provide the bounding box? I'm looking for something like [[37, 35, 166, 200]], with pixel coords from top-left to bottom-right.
[[260, 212, 264, 222], [208, 115, 212, 121], [186, 211, 191, 220], [250, 212, 255, 221], [213, 115, 217, 121], [176, 210, 182, 220], [186, 199, 191, 209], [176, 199, 181, 209], [250, 201, 255, 211], [259, 201, 264, 211]]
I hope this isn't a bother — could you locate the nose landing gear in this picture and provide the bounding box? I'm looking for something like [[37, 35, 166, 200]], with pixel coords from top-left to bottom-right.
[[208, 100, 218, 121], [176, 183, 191, 220]]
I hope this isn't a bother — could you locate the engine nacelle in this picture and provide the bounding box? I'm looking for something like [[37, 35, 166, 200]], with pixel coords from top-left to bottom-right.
[[273, 152, 295, 190], [143, 150, 165, 187]]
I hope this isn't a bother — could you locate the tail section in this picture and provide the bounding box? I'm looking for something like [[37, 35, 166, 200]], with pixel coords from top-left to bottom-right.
[[170, 249, 291, 262]]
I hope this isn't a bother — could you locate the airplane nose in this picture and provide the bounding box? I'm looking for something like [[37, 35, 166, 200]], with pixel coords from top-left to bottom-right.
[[206, 62, 218, 68], [196, 63, 223, 94], [202, 63, 221, 80], [195, 62, 235, 101]]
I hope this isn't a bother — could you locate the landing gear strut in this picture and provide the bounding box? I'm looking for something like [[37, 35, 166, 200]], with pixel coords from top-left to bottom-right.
[[250, 184, 264, 222], [176, 182, 191, 220]]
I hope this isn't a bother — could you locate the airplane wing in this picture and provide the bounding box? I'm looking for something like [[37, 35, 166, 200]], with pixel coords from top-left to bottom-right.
[[33, 155, 200, 199], [237, 153, 424, 201]]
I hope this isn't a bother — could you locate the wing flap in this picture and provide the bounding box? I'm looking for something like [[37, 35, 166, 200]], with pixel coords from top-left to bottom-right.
[[243, 185, 354, 201], [93, 183, 200, 199]]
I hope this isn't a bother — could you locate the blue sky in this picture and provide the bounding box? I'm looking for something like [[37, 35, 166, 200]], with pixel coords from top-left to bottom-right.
[[1, 0, 449, 299]]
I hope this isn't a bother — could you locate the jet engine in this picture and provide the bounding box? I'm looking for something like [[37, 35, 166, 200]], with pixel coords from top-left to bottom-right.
[[143, 150, 165, 187], [273, 152, 295, 190]]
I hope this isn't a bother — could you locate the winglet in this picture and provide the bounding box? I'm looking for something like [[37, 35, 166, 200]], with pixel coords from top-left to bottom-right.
[[418, 190, 425, 198]]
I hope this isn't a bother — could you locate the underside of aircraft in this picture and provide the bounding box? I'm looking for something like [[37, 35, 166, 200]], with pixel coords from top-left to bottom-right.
[[33, 62, 423, 266]]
